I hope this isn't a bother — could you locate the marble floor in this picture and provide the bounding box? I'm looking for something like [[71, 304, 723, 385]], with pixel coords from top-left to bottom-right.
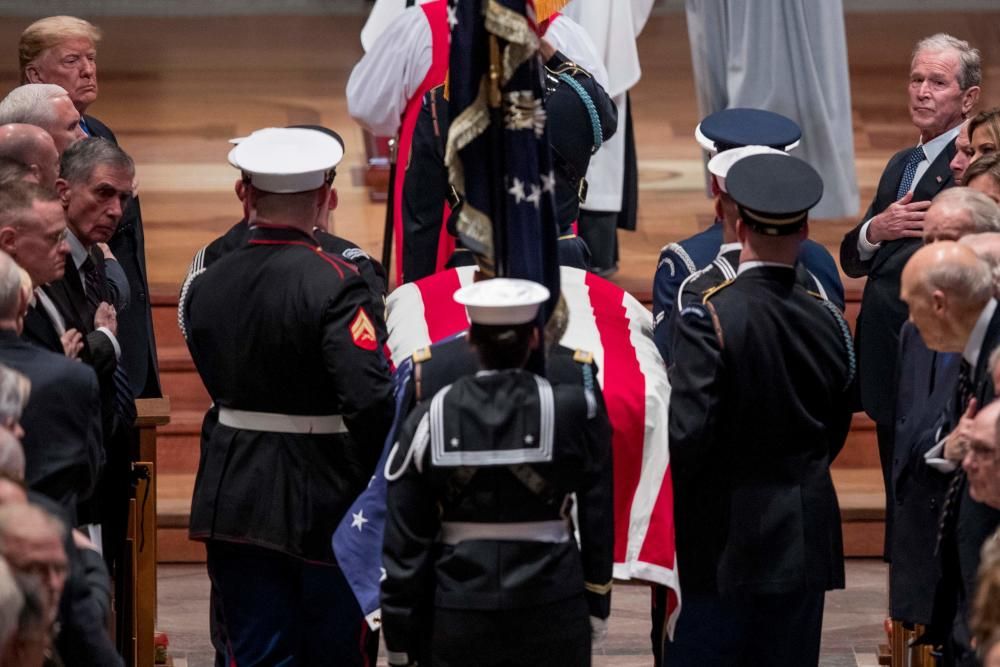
[[158, 559, 889, 667]]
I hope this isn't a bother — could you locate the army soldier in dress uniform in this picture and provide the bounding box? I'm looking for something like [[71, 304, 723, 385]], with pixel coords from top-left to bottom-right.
[[665, 154, 855, 665], [382, 278, 614, 667], [181, 127, 395, 667]]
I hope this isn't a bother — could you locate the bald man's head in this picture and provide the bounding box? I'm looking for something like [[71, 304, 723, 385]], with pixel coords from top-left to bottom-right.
[[0, 124, 58, 191], [901, 241, 994, 352]]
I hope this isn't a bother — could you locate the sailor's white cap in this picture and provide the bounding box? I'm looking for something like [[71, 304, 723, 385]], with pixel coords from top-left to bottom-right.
[[708, 145, 787, 193], [453, 278, 550, 325], [227, 127, 344, 193]]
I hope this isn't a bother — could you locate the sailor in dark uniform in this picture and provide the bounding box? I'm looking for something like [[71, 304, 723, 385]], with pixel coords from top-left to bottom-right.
[[663, 145, 834, 365], [180, 127, 395, 667], [651, 108, 845, 362], [382, 278, 613, 667], [664, 154, 855, 666], [406, 46, 618, 275]]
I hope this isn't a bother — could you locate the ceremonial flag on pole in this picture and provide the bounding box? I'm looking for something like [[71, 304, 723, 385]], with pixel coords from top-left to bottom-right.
[[445, 0, 560, 315]]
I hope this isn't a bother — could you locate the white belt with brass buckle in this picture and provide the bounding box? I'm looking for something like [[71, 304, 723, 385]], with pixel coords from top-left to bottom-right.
[[218, 407, 346, 435], [439, 520, 570, 545]]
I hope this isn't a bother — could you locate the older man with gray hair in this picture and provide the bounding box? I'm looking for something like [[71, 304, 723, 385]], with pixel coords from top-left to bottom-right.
[[900, 242, 1000, 662], [0, 124, 59, 191], [0, 84, 84, 156], [889, 188, 1000, 630], [925, 187, 1000, 243]]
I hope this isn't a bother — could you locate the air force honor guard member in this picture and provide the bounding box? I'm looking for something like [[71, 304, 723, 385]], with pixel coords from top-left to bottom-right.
[[181, 127, 395, 667], [666, 154, 854, 665], [382, 278, 614, 667], [660, 144, 835, 366], [651, 108, 844, 361]]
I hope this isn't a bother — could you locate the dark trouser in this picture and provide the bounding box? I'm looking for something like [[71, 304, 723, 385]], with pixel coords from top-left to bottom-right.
[[578, 211, 618, 275], [558, 235, 591, 271], [877, 422, 894, 561], [431, 594, 591, 667], [206, 541, 377, 667], [661, 590, 825, 667]]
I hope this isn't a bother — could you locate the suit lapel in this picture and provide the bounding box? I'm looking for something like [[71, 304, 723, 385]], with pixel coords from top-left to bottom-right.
[[22, 305, 62, 354], [913, 140, 956, 202], [44, 270, 90, 334]]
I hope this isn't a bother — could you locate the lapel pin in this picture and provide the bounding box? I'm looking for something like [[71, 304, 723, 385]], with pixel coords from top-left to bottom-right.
[[936, 175, 943, 183]]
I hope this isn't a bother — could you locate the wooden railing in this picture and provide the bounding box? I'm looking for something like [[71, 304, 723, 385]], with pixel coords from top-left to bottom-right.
[[124, 397, 171, 667]]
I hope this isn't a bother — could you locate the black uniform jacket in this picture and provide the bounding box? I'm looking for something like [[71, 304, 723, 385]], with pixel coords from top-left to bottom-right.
[[381, 369, 613, 661], [183, 225, 394, 562], [669, 265, 854, 596], [664, 246, 829, 365], [840, 141, 956, 424], [183, 218, 387, 327], [400, 335, 613, 615]]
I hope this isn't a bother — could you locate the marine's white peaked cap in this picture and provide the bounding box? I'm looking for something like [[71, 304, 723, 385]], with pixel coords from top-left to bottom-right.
[[227, 127, 344, 194]]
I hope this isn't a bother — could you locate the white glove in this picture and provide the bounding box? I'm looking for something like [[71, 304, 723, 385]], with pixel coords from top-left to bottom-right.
[[590, 615, 609, 646]]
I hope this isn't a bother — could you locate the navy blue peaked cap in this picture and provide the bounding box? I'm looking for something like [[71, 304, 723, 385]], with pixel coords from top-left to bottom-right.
[[696, 108, 801, 153], [726, 153, 823, 235]]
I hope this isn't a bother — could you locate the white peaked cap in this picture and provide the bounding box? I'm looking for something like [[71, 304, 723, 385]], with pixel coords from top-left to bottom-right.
[[227, 127, 344, 194], [708, 145, 787, 193], [453, 278, 551, 325]]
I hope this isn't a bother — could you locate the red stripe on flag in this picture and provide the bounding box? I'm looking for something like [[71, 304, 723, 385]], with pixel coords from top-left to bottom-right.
[[584, 273, 647, 564], [415, 269, 470, 344], [637, 463, 676, 569]]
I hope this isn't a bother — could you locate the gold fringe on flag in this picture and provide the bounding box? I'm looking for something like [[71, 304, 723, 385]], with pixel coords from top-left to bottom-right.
[[535, 0, 571, 23]]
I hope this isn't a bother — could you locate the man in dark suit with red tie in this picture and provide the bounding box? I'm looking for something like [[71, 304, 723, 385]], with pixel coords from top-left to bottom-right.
[[840, 34, 982, 541], [20, 15, 160, 399]]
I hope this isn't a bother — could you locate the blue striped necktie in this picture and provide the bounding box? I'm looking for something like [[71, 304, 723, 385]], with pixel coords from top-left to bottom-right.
[[896, 146, 926, 200]]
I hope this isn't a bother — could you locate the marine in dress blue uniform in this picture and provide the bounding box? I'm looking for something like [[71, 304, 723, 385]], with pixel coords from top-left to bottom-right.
[[381, 279, 614, 667], [181, 128, 395, 667], [664, 154, 854, 666], [651, 108, 844, 363]]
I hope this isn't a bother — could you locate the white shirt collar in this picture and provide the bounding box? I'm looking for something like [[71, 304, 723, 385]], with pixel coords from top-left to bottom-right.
[[963, 298, 997, 369], [718, 242, 741, 256], [919, 124, 962, 165], [737, 260, 795, 276], [66, 231, 89, 270]]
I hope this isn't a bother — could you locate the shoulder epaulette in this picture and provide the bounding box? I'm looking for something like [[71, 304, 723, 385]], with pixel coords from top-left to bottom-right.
[[412, 346, 432, 363], [572, 349, 594, 364], [701, 278, 734, 304]]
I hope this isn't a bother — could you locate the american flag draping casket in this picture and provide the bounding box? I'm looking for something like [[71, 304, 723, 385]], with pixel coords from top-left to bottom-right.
[[334, 265, 680, 634]]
